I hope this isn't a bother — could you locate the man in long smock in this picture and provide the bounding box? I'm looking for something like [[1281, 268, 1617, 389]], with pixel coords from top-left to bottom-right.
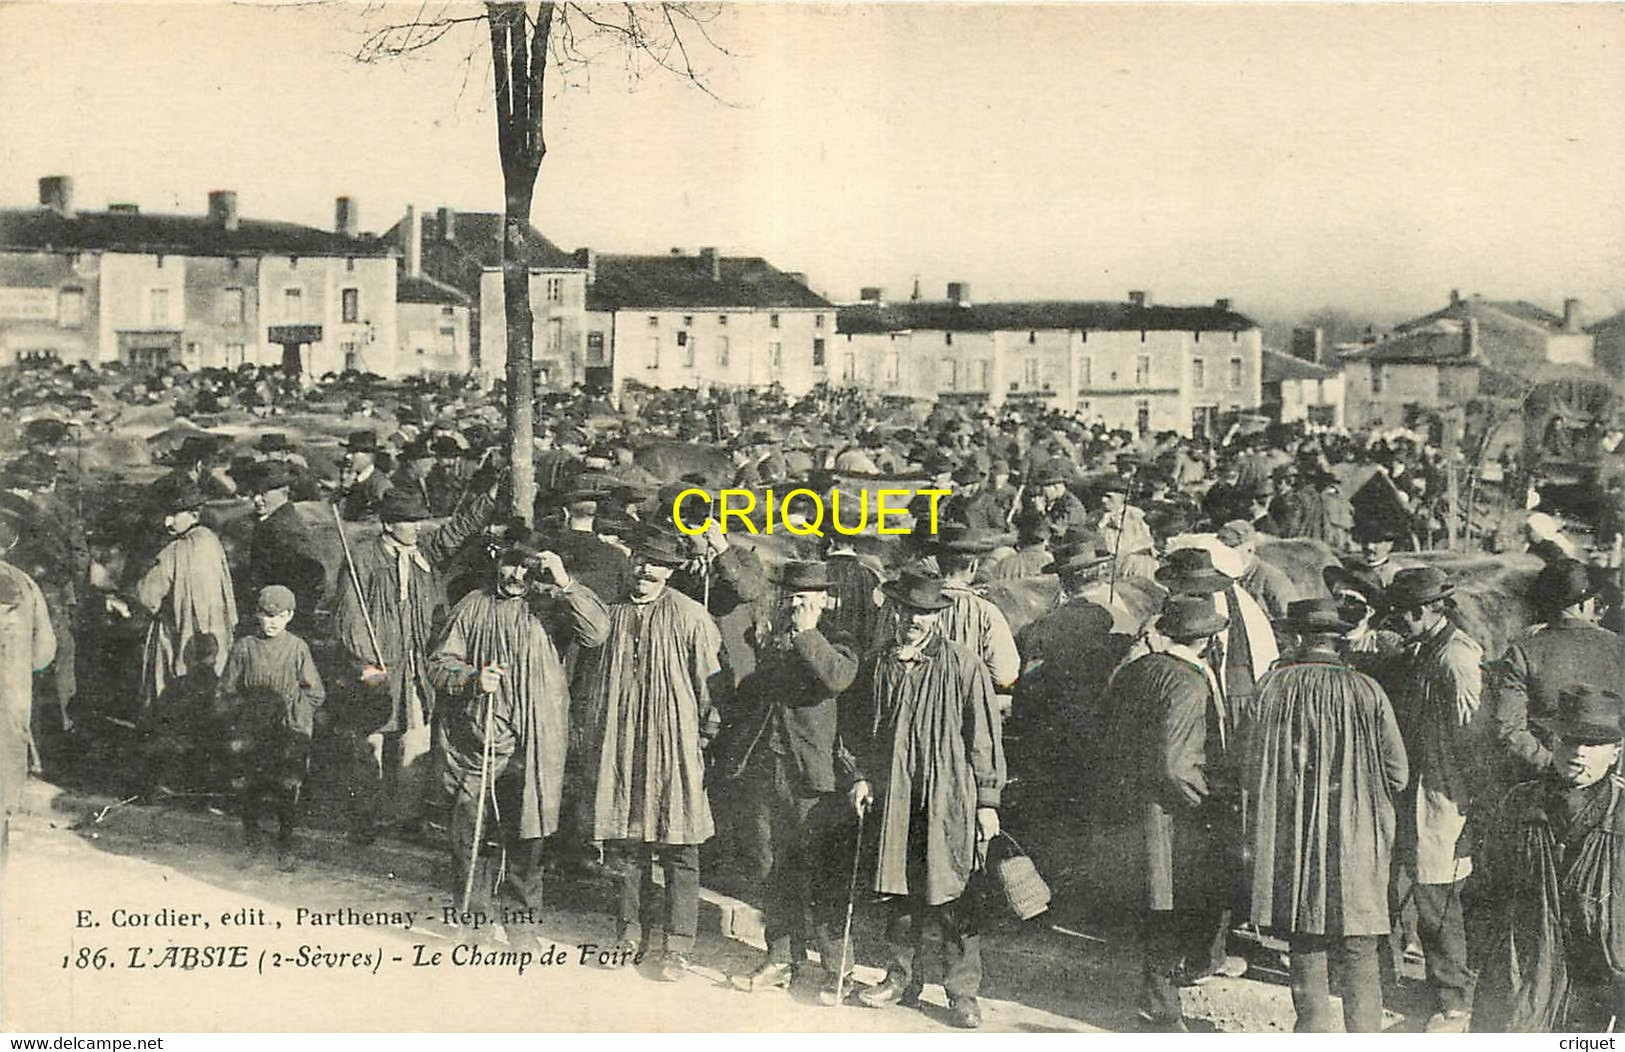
[[1248, 598, 1409, 1032], [429, 534, 608, 915], [585, 530, 722, 982], [0, 520, 55, 842], [847, 569, 1006, 1030], [1468, 685, 1625, 1032]]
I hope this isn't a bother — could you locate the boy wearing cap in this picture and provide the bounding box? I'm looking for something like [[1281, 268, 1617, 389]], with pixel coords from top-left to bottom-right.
[[1469, 685, 1625, 1031], [219, 585, 325, 869]]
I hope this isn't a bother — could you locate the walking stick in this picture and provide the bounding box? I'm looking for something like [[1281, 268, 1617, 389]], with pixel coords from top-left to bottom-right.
[[1107, 490, 1130, 606], [461, 682, 499, 914], [833, 805, 867, 1007], [331, 503, 386, 673]]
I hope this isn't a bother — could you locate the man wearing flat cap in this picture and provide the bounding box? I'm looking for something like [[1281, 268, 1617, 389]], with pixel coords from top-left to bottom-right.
[[1383, 565, 1485, 1031], [583, 530, 723, 982], [721, 560, 860, 995], [1248, 599, 1409, 1032], [846, 569, 1006, 1029], [332, 480, 498, 844], [428, 530, 609, 916], [1469, 685, 1625, 1031], [1110, 594, 1245, 1031], [1486, 557, 1625, 790], [337, 430, 392, 521]]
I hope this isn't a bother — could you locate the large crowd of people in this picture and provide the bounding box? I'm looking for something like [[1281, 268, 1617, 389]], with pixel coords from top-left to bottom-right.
[[3, 358, 1625, 1032]]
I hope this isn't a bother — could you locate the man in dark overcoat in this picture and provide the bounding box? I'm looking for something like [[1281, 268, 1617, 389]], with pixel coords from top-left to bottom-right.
[[242, 460, 326, 637], [1110, 593, 1239, 1031]]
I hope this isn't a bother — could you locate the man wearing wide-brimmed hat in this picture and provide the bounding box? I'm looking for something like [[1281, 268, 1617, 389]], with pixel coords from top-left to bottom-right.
[[240, 460, 325, 635], [721, 560, 860, 995], [1382, 565, 1484, 1032], [1322, 563, 1403, 683], [129, 482, 236, 717], [1470, 684, 1625, 1031], [582, 529, 723, 983], [337, 430, 392, 521], [1485, 558, 1625, 789], [1346, 518, 1402, 588], [331, 479, 500, 844], [1248, 598, 1409, 1033], [846, 568, 1005, 1028], [1030, 458, 1091, 536], [1109, 593, 1244, 1031], [427, 528, 609, 919]]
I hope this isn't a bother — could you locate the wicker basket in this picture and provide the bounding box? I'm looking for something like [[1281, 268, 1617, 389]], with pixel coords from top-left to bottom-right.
[[985, 832, 1052, 921]]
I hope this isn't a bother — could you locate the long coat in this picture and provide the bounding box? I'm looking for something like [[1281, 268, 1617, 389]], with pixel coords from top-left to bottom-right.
[[247, 501, 327, 630], [135, 525, 236, 712], [845, 635, 1005, 906], [331, 494, 493, 734], [1110, 647, 1239, 913], [717, 624, 859, 794], [0, 561, 55, 817], [1390, 618, 1485, 884], [429, 582, 609, 840], [586, 588, 721, 845], [1247, 648, 1409, 937]]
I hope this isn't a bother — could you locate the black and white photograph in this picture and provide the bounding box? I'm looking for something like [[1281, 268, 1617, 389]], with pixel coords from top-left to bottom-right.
[[2, 0, 1624, 1036]]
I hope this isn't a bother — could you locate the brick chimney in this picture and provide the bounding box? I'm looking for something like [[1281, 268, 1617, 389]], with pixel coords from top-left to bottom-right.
[[947, 282, 971, 306], [207, 190, 239, 232], [1214, 297, 1231, 311], [1450, 288, 1462, 306], [1564, 298, 1583, 333], [335, 196, 359, 238], [38, 176, 73, 217], [402, 205, 422, 278], [1463, 316, 1480, 358], [436, 206, 456, 242], [860, 286, 885, 304], [1128, 290, 1150, 308], [698, 247, 720, 281], [574, 247, 597, 286]]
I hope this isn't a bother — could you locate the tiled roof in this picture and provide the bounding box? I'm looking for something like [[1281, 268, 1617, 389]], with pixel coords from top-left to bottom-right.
[[1395, 297, 1566, 335], [382, 211, 578, 300], [585, 254, 832, 311], [0, 208, 393, 257], [1339, 321, 1474, 365], [397, 273, 469, 306], [1262, 348, 1334, 382], [837, 299, 1256, 335]]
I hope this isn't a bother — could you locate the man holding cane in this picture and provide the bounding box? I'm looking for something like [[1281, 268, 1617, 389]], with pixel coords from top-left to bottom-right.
[[429, 535, 608, 920], [844, 569, 1006, 1029]]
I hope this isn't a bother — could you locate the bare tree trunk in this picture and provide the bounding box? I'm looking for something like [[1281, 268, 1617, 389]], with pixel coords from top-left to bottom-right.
[[490, 0, 551, 525]]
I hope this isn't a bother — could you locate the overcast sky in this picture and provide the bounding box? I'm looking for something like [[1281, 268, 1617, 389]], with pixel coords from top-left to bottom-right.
[[2, 2, 1622, 324]]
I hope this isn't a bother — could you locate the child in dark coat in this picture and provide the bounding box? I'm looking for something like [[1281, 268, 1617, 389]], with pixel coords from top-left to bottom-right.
[[219, 585, 324, 869]]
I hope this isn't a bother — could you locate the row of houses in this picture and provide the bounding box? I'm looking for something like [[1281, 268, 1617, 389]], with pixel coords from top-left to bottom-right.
[[2, 176, 1614, 436]]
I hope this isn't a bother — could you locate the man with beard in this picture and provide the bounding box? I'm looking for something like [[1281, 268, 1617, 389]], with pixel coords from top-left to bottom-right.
[[429, 535, 608, 918], [585, 531, 722, 982], [847, 569, 1006, 1029], [332, 484, 496, 844], [723, 561, 859, 994], [1469, 685, 1625, 1032], [1247, 598, 1409, 1033], [241, 461, 326, 637], [337, 431, 392, 521]]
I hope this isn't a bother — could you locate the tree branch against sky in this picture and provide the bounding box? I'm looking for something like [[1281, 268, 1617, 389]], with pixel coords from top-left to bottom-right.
[[354, 0, 728, 523]]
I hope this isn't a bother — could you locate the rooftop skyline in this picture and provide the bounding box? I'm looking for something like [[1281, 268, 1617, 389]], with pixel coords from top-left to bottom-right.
[[2, 2, 1622, 324]]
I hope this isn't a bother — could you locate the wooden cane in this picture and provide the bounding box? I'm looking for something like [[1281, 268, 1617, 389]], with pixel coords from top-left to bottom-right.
[[331, 502, 386, 673], [461, 679, 499, 915], [833, 805, 867, 1007]]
